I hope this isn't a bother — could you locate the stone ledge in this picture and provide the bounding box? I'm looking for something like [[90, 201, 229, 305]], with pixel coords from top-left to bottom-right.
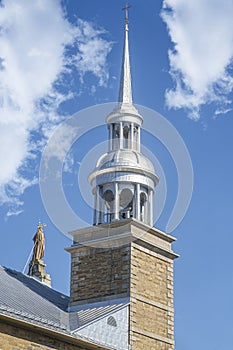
[[66, 219, 178, 261], [131, 242, 177, 263], [130, 295, 174, 313], [132, 325, 174, 345]]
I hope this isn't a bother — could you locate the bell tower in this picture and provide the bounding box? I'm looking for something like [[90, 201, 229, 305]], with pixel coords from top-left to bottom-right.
[[89, 5, 158, 227], [66, 6, 178, 350]]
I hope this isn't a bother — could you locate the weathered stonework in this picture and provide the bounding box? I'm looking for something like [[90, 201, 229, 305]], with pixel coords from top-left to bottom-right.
[[70, 245, 130, 305], [130, 243, 175, 349], [67, 219, 178, 349], [0, 320, 102, 350], [28, 260, 51, 287]]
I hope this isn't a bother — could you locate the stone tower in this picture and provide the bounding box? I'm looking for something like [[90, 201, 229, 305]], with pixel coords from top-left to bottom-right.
[[66, 7, 178, 350]]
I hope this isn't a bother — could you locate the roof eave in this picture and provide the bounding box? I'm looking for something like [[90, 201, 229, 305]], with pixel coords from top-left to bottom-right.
[[0, 312, 113, 350]]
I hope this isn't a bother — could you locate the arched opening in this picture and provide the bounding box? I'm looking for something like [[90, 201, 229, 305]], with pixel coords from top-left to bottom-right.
[[140, 192, 147, 223], [113, 124, 120, 149], [123, 125, 129, 148], [120, 188, 133, 219], [134, 126, 139, 150], [103, 190, 115, 223]]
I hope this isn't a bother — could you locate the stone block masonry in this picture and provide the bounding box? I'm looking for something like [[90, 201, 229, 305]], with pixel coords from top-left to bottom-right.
[[0, 321, 95, 350], [70, 245, 131, 306], [130, 243, 175, 350], [67, 219, 178, 349]]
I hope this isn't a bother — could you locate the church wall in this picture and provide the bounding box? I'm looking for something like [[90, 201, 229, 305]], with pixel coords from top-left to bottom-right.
[[68, 223, 176, 349], [130, 333, 171, 350], [70, 245, 131, 306], [130, 243, 174, 350], [0, 321, 92, 350]]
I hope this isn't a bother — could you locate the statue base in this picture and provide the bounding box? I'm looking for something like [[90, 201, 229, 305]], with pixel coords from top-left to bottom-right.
[[28, 260, 51, 287]]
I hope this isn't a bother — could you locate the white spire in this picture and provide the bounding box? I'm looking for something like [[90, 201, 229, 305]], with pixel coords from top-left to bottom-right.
[[118, 4, 133, 104], [106, 3, 143, 124]]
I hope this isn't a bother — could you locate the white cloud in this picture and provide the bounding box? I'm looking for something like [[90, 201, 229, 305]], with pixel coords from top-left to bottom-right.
[[0, 0, 113, 211], [5, 209, 24, 218], [72, 19, 113, 86], [214, 107, 232, 116], [43, 124, 79, 166], [161, 0, 233, 119], [63, 152, 75, 174]]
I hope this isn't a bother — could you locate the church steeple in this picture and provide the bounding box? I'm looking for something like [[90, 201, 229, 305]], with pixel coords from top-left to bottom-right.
[[118, 3, 133, 105], [88, 7, 159, 227], [67, 8, 177, 350]]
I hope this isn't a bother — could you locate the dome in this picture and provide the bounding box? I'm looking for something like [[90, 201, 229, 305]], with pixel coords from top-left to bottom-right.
[[95, 149, 155, 174]]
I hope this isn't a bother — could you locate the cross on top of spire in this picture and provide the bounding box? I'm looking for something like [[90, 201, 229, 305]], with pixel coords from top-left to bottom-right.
[[122, 3, 132, 25]]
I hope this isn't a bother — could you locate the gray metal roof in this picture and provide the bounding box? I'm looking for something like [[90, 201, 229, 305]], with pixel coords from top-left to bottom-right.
[[0, 265, 127, 348], [0, 265, 70, 332], [69, 302, 128, 331]]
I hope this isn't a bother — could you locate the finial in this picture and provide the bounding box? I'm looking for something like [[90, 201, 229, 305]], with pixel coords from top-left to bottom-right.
[[122, 3, 132, 26]]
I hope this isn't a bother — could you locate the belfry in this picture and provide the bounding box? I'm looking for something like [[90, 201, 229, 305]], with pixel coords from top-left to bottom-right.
[[89, 5, 158, 227]]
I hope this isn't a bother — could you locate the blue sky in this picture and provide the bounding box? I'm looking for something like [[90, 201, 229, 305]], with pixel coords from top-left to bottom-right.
[[0, 0, 233, 348]]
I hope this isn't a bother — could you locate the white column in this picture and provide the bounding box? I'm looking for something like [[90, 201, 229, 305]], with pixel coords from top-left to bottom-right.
[[149, 190, 154, 227], [100, 203, 105, 223], [108, 125, 112, 151], [145, 196, 149, 224], [133, 188, 136, 218], [95, 186, 99, 224], [97, 186, 103, 224], [131, 123, 134, 149], [93, 188, 97, 225], [114, 182, 119, 220], [138, 128, 141, 152], [98, 187, 104, 224], [120, 122, 123, 149], [110, 124, 113, 151], [135, 184, 140, 220]]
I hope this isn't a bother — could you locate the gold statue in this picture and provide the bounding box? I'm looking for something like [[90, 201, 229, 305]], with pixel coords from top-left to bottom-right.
[[32, 223, 46, 262]]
